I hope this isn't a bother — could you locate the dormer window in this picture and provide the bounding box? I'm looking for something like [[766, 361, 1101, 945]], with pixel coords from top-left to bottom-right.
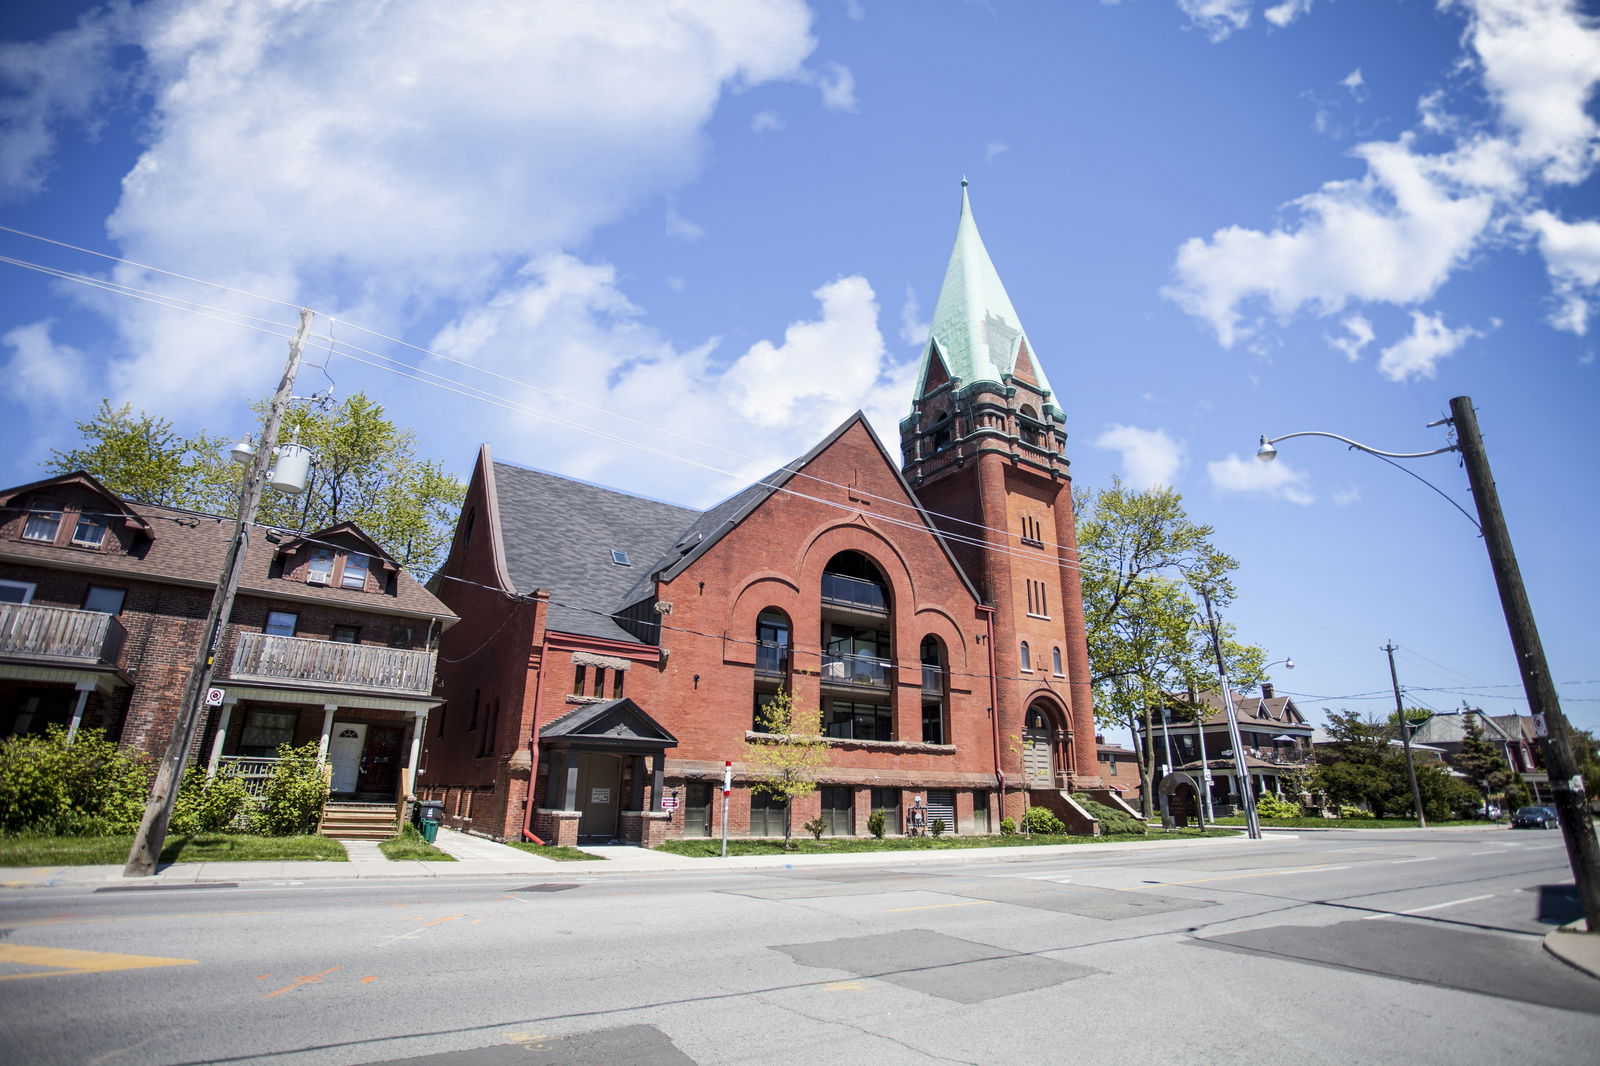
[[72, 514, 107, 548], [23, 507, 61, 542], [342, 553, 369, 589], [307, 548, 334, 585]]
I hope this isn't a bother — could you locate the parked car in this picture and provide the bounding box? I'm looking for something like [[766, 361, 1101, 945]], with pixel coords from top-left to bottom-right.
[[1510, 805, 1559, 829]]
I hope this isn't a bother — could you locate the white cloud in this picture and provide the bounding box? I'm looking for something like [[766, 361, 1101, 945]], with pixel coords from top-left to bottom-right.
[[1526, 210, 1600, 334], [899, 284, 929, 348], [751, 109, 785, 133], [844, 0, 867, 21], [1333, 484, 1361, 506], [2, 320, 90, 409], [0, 3, 132, 200], [1178, 0, 1252, 42], [1166, 0, 1600, 361], [11, 1, 818, 423], [985, 141, 1009, 162], [1264, 0, 1314, 30], [428, 261, 913, 502], [1208, 453, 1315, 506], [1341, 67, 1366, 98], [1093, 424, 1186, 489], [807, 62, 858, 112], [1328, 312, 1375, 362], [666, 206, 707, 242], [1376, 309, 1484, 382]]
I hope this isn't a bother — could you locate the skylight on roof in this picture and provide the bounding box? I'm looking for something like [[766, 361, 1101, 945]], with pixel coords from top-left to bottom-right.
[[611, 549, 631, 566]]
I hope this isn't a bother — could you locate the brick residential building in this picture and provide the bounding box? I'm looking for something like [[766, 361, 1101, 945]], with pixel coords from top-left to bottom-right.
[[0, 471, 456, 811], [422, 185, 1119, 845]]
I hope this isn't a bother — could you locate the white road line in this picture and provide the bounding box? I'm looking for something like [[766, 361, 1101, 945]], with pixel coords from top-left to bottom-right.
[[1469, 850, 1503, 856], [1362, 893, 1496, 920], [1280, 865, 1349, 875], [1391, 857, 1436, 864]]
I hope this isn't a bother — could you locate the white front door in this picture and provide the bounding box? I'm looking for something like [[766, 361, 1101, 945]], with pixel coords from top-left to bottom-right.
[[328, 723, 368, 793]]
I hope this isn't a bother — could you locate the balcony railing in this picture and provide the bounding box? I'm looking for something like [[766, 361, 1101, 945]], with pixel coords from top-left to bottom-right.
[[921, 665, 943, 693], [227, 632, 436, 696], [755, 643, 789, 677], [820, 652, 890, 690], [821, 573, 887, 612], [0, 603, 125, 666]]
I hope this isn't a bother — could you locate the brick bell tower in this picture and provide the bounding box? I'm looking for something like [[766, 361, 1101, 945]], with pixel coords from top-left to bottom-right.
[[900, 181, 1102, 806]]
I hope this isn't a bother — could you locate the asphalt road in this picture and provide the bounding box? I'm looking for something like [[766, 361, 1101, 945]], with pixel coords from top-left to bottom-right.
[[1, 830, 1596, 1066]]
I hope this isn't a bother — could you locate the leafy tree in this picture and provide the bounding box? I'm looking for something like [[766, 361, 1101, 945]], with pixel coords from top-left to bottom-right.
[[47, 401, 196, 507], [1312, 710, 1409, 816], [46, 394, 465, 573], [1453, 717, 1513, 813], [744, 689, 828, 850], [1077, 479, 1265, 817]]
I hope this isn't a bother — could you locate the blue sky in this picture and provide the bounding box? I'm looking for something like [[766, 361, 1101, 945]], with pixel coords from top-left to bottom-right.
[[3, 1, 1597, 737]]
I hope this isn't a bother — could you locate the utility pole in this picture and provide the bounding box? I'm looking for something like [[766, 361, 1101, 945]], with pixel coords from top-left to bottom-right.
[[1384, 642, 1427, 829], [1201, 589, 1259, 840], [124, 309, 314, 877], [1449, 395, 1599, 932]]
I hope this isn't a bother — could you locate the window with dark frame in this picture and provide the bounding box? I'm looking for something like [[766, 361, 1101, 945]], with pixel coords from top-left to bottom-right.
[[307, 548, 334, 584], [265, 611, 297, 636], [612, 670, 624, 698], [331, 624, 360, 644], [238, 710, 297, 756], [572, 664, 587, 696], [83, 586, 125, 615], [388, 624, 414, 649], [0, 580, 35, 604]]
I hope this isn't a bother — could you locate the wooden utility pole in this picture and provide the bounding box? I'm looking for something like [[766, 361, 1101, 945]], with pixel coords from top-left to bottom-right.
[[124, 309, 314, 877], [1449, 395, 1599, 932], [1384, 642, 1427, 828]]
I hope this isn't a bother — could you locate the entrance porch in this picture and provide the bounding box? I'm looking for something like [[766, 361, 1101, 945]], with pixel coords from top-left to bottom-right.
[[532, 698, 678, 847]]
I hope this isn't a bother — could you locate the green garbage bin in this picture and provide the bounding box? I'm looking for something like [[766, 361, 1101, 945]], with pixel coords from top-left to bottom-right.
[[416, 799, 444, 844], [421, 820, 438, 844]]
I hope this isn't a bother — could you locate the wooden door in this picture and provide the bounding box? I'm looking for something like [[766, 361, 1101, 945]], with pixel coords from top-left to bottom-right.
[[357, 725, 402, 795]]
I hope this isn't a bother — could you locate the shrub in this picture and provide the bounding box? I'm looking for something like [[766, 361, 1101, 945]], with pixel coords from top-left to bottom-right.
[[802, 816, 826, 841], [867, 807, 886, 839], [1338, 804, 1374, 819], [999, 817, 1016, 835], [1256, 792, 1303, 820], [1022, 806, 1065, 835], [170, 764, 250, 834], [1503, 779, 1532, 812], [0, 727, 150, 836], [1072, 793, 1146, 835], [253, 742, 329, 836], [930, 817, 947, 837]]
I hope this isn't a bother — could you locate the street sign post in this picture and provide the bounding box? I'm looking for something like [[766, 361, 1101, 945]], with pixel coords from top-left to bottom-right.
[[720, 760, 731, 858]]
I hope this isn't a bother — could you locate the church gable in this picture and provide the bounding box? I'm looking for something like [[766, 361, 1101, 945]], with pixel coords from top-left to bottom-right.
[[1011, 339, 1040, 388]]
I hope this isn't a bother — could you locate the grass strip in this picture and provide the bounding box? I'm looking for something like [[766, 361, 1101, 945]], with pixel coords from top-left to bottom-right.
[[0, 833, 349, 866], [1209, 816, 1498, 829], [378, 824, 456, 861], [503, 842, 605, 861]]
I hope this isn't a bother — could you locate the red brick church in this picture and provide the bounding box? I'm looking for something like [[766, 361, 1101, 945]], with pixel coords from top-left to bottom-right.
[[420, 185, 1120, 844]]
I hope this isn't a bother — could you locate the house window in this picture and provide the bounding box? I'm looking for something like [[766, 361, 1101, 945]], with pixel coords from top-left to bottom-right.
[[612, 670, 624, 699], [592, 667, 607, 697], [1052, 647, 1063, 676], [71, 514, 107, 548], [307, 549, 335, 585], [971, 790, 990, 834], [1019, 641, 1032, 672], [265, 611, 297, 637], [824, 699, 892, 741], [331, 624, 361, 644], [239, 709, 297, 756], [83, 586, 125, 615], [22, 508, 61, 542], [0, 580, 35, 604], [821, 786, 854, 836], [920, 635, 947, 745], [341, 553, 369, 590], [388, 625, 413, 649], [572, 665, 587, 696]]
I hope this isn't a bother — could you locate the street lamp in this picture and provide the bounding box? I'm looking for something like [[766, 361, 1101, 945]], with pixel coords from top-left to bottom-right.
[[1258, 396, 1600, 933]]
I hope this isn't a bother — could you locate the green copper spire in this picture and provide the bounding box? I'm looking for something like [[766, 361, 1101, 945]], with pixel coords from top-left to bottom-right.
[[919, 182, 1057, 406]]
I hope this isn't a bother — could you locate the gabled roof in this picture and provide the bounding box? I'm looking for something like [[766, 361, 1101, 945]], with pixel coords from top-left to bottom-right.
[[0, 470, 152, 536], [488, 460, 698, 643], [917, 182, 1058, 410], [538, 697, 677, 751], [1172, 689, 1312, 731], [277, 522, 399, 572]]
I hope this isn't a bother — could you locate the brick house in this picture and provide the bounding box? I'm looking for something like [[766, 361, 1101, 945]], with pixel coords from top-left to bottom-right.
[[0, 471, 456, 809], [1138, 684, 1316, 815], [422, 185, 1121, 845]]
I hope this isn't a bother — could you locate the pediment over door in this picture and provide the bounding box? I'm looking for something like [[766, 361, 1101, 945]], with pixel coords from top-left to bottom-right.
[[540, 698, 678, 752]]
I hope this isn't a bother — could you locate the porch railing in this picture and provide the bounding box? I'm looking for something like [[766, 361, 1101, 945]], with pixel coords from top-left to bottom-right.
[[0, 602, 125, 665], [215, 755, 285, 798], [226, 632, 436, 695]]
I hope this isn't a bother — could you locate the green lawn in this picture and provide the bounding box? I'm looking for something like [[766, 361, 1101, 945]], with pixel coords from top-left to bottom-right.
[[655, 828, 1236, 858], [0, 833, 349, 866], [1210, 816, 1499, 829], [378, 825, 456, 861], [504, 842, 605, 861]]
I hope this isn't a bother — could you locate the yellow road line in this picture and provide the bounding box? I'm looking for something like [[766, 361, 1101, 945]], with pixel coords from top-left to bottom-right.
[[886, 900, 993, 913], [0, 944, 196, 981]]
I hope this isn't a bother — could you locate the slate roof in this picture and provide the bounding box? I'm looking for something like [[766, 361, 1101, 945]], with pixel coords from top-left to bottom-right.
[[1410, 710, 1514, 748], [0, 479, 454, 622], [490, 461, 699, 643]]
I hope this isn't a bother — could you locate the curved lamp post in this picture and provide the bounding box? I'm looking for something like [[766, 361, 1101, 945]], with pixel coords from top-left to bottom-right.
[[1258, 396, 1599, 932]]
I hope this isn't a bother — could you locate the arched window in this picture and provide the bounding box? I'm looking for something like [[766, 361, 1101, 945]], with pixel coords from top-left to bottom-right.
[[1052, 646, 1063, 676], [820, 552, 894, 741], [752, 607, 791, 730], [1018, 404, 1042, 447], [931, 411, 952, 453], [920, 635, 947, 744], [1019, 641, 1031, 672]]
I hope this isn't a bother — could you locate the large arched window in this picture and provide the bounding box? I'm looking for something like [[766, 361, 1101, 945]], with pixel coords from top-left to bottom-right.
[[920, 635, 947, 744], [820, 552, 894, 741], [752, 607, 791, 731]]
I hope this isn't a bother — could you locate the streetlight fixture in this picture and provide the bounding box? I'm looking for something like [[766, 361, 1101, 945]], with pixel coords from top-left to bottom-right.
[[1258, 395, 1599, 933]]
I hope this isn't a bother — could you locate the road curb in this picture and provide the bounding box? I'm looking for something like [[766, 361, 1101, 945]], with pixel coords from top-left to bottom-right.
[[1543, 920, 1600, 981]]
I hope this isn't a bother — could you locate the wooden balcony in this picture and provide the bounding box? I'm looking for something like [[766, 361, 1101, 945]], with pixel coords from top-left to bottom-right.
[[226, 632, 436, 697], [0, 602, 125, 667]]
